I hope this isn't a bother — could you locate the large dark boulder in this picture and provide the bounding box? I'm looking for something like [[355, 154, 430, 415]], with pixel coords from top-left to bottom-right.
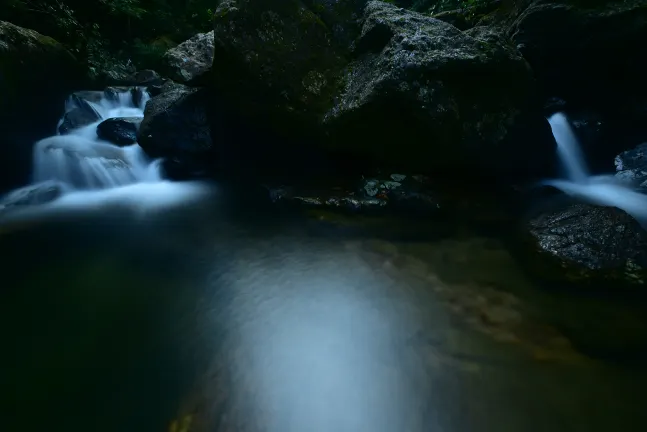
[[211, 1, 554, 181], [522, 202, 647, 288], [97, 117, 142, 146], [212, 0, 358, 140], [324, 2, 553, 179], [0, 21, 87, 192], [138, 83, 213, 178], [162, 31, 214, 84]]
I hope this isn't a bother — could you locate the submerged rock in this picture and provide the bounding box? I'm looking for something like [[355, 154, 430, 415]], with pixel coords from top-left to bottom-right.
[[0, 181, 64, 213], [96, 117, 141, 146], [523, 203, 647, 288], [267, 174, 440, 213], [138, 84, 213, 177], [163, 31, 214, 83]]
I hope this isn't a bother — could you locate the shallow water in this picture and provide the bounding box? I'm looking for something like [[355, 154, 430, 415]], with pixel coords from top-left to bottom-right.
[[1, 185, 646, 432]]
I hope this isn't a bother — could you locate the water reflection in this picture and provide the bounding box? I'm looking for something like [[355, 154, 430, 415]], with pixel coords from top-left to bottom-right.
[[1, 185, 646, 431]]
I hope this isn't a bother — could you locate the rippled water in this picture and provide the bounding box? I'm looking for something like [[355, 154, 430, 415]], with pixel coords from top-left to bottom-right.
[[1, 185, 646, 432]]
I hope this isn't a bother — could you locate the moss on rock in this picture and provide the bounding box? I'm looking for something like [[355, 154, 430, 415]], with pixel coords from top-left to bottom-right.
[[211, 0, 361, 141]]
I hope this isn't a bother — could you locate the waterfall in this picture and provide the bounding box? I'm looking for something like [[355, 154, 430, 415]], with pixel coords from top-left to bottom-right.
[[33, 89, 159, 190], [546, 113, 647, 224], [548, 113, 590, 182], [0, 88, 211, 218]]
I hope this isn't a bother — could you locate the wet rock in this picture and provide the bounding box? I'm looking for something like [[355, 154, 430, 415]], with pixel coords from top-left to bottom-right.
[[58, 96, 102, 135], [131, 87, 147, 108], [0, 181, 64, 214], [103, 86, 147, 108], [96, 117, 142, 146], [324, 2, 551, 179], [212, 0, 354, 139], [615, 143, 647, 190], [163, 31, 214, 84], [138, 84, 213, 177], [267, 173, 440, 213], [523, 203, 647, 288], [104, 86, 127, 102]]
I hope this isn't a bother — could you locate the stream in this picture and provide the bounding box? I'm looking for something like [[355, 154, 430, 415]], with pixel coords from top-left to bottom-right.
[[1, 93, 646, 432]]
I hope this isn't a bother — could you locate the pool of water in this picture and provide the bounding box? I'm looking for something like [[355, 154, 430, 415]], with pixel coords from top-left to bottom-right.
[[1, 183, 646, 432]]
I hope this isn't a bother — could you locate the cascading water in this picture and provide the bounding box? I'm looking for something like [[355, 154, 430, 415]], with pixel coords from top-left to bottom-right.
[[34, 89, 159, 190], [546, 112, 647, 224], [0, 89, 210, 218]]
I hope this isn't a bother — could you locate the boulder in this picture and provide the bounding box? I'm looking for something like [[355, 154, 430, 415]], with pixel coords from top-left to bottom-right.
[[324, 2, 552, 179], [0, 21, 86, 192], [211, 0, 356, 139], [138, 84, 213, 178], [523, 202, 647, 288], [163, 31, 214, 84], [211, 1, 554, 181], [58, 95, 102, 135], [0, 181, 65, 215], [615, 143, 647, 190], [96, 117, 142, 146]]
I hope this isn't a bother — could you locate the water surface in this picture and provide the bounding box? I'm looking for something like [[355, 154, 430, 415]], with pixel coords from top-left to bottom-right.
[[2, 185, 646, 432]]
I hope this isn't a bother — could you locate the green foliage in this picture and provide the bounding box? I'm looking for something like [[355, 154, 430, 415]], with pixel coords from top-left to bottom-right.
[[1, 0, 215, 72]]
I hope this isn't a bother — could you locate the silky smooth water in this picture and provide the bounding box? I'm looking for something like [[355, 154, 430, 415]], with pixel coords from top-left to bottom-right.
[[546, 113, 647, 223], [1, 191, 646, 432], [33, 90, 158, 191]]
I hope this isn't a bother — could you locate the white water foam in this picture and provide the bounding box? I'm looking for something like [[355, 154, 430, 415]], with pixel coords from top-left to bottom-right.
[[546, 112, 647, 224], [35, 89, 157, 190], [0, 88, 209, 219]]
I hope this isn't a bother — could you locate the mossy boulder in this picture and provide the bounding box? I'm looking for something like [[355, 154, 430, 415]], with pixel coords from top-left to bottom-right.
[[162, 31, 214, 84], [0, 21, 87, 192], [210, 1, 554, 181], [522, 202, 647, 288], [212, 0, 363, 141], [324, 2, 553, 179]]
